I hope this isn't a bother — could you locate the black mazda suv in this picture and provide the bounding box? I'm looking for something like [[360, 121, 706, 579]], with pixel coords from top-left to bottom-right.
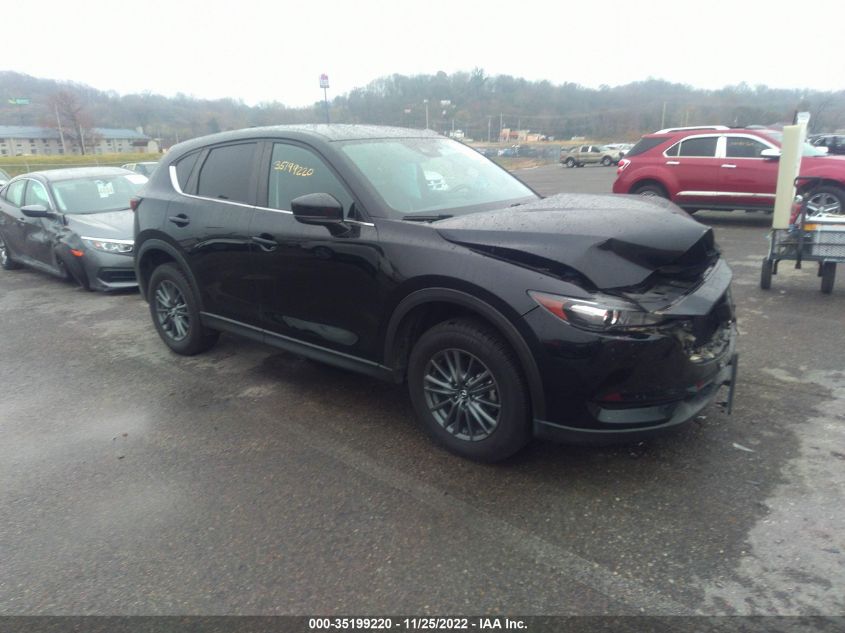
[[133, 125, 737, 462]]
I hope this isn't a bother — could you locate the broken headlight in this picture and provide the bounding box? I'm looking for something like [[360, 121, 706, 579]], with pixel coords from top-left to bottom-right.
[[528, 290, 664, 332]]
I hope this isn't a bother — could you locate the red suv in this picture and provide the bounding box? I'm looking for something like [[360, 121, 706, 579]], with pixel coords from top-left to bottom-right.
[[612, 126, 845, 216]]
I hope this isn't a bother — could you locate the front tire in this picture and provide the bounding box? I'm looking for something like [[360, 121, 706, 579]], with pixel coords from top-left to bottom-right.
[[407, 318, 531, 462], [804, 185, 845, 217], [0, 233, 21, 270], [564, 157, 576, 168], [601, 156, 612, 166], [148, 263, 219, 355]]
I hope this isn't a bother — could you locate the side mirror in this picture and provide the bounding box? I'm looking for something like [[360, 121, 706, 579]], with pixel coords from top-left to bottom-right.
[[21, 204, 56, 219], [291, 193, 344, 226], [760, 148, 781, 160]]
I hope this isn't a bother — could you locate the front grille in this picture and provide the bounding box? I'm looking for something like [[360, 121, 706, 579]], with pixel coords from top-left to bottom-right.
[[98, 268, 137, 283]]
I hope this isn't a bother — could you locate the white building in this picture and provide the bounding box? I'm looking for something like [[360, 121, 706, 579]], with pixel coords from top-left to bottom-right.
[[0, 125, 157, 156]]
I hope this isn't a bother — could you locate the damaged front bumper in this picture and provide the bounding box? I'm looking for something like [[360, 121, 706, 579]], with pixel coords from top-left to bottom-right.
[[525, 258, 738, 444], [533, 347, 738, 444]]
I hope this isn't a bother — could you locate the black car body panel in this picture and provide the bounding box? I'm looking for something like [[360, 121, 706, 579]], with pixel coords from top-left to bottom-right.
[[434, 194, 714, 290], [134, 125, 737, 446]]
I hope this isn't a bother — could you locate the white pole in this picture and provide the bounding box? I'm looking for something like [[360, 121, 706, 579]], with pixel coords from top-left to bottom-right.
[[55, 104, 67, 154]]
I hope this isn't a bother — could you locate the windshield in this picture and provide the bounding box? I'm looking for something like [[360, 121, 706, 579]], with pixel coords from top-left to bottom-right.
[[760, 131, 828, 157], [339, 137, 537, 216], [51, 173, 147, 214]]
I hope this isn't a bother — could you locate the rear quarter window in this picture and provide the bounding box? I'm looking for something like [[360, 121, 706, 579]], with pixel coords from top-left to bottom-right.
[[625, 137, 668, 158], [174, 151, 200, 193]]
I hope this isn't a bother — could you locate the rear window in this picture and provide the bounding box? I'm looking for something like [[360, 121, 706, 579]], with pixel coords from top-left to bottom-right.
[[678, 137, 718, 157], [624, 137, 667, 158]]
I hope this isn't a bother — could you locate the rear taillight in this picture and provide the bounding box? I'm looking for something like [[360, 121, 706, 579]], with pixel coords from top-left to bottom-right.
[[129, 196, 142, 212], [616, 159, 630, 174]]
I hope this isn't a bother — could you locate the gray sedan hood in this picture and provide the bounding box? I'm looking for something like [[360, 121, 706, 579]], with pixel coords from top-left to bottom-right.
[[64, 209, 134, 240], [434, 194, 716, 290]]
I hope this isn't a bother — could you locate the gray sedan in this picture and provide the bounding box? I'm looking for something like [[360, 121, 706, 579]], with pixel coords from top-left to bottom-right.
[[0, 167, 146, 291]]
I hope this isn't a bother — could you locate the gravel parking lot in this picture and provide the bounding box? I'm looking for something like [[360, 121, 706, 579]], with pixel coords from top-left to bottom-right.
[[1, 165, 843, 616]]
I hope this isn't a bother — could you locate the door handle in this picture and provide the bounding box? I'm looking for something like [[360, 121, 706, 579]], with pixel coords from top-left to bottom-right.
[[665, 161, 680, 165], [251, 234, 278, 251], [168, 213, 190, 227], [720, 164, 737, 169]]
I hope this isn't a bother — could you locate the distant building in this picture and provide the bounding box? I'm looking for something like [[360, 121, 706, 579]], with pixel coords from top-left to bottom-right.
[[498, 128, 546, 143], [0, 125, 158, 156]]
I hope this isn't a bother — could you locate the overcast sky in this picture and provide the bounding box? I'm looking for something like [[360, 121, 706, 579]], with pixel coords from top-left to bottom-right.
[[3, 0, 844, 107]]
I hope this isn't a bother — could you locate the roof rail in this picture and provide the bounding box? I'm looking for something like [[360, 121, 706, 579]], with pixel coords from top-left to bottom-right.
[[654, 125, 729, 134]]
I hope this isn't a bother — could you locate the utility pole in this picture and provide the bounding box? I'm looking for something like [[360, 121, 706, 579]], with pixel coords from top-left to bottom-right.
[[499, 113, 503, 142], [54, 103, 67, 155], [661, 101, 667, 129], [424, 100, 429, 129], [487, 115, 492, 143]]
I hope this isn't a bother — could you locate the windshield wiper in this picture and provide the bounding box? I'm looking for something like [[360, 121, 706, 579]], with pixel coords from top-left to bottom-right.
[[402, 214, 453, 222]]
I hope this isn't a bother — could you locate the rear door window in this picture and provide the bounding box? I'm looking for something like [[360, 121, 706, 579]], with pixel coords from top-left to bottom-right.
[[678, 136, 718, 157], [196, 143, 258, 204]]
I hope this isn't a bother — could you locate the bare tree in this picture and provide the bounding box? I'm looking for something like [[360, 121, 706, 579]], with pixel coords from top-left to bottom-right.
[[44, 91, 99, 154]]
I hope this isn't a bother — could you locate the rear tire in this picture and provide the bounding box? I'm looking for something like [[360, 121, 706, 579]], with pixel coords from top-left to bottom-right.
[[407, 318, 531, 462], [0, 232, 21, 270], [633, 183, 668, 198], [821, 262, 836, 294], [148, 263, 219, 355]]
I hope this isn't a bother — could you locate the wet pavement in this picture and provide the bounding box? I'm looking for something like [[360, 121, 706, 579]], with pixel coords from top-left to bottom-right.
[[0, 164, 842, 615]]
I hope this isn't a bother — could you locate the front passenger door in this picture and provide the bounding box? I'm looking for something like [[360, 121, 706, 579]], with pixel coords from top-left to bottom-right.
[[250, 142, 384, 361], [21, 180, 58, 266]]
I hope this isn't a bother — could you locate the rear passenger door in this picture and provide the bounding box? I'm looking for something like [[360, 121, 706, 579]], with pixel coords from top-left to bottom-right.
[[249, 141, 384, 361], [167, 142, 261, 325], [664, 135, 721, 208]]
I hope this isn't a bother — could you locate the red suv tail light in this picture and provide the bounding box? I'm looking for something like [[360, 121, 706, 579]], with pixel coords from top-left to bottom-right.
[[616, 159, 630, 174], [129, 196, 142, 212]]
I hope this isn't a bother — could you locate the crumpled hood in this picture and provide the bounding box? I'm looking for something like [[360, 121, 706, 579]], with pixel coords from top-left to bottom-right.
[[65, 209, 134, 240], [434, 193, 715, 289]]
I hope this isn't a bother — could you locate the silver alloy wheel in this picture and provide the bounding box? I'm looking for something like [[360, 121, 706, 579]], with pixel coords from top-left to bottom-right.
[[638, 189, 659, 197], [0, 235, 7, 267], [805, 191, 842, 217], [423, 349, 501, 441], [154, 280, 190, 341]]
